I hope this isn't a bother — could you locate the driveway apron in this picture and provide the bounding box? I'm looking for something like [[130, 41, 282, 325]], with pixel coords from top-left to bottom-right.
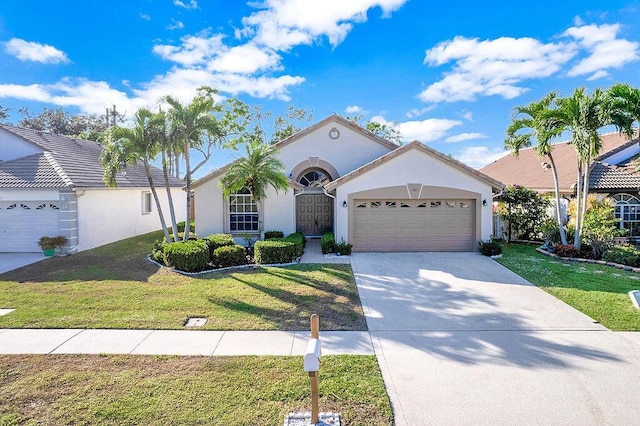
[[351, 252, 640, 426]]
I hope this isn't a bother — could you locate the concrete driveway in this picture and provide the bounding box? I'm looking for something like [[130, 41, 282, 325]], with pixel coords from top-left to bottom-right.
[[351, 252, 640, 425], [0, 253, 47, 274]]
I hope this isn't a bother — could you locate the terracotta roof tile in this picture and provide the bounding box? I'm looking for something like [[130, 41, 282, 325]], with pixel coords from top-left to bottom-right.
[[480, 131, 638, 192]]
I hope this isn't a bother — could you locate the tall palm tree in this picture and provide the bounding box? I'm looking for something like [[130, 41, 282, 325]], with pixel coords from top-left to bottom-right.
[[156, 108, 180, 241], [505, 92, 567, 244], [220, 138, 289, 238], [608, 83, 640, 169], [101, 108, 172, 243], [548, 87, 630, 248], [164, 90, 220, 240]]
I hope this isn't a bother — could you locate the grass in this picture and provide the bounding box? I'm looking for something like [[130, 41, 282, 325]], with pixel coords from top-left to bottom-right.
[[497, 243, 640, 331], [0, 232, 366, 330], [0, 354, 393, 425]]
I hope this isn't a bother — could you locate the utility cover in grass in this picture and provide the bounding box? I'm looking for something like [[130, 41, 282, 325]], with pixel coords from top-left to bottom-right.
[[285, 412, 341, 426], [0, 309, 15, 316], [184, 317, 207, 327]]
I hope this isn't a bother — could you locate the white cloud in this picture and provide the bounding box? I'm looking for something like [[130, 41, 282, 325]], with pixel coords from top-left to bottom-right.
[[444, 132, 487, 143], [241, 0, 408, 50], [586, 70, 609, 81], [461, 111, 473, 121], [174, 0, 198, 10], [376, 116, 462, 142], [140, 13, 151, 21], [564, 23, 639, 78], [153, 32, 226, 66], [208, 44, 282, 74], [167, 19, 185, 30], [4, 38, 69, 64], [406, 106, 434, 118], [345, 105, 363, 114], [455, 146, 508, 169], [419, 35, 576, 103]]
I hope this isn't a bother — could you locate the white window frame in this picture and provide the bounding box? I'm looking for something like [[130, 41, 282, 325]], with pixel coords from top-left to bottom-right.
[[142, 191, 152, 215], [229, 191, 259, 233], [613, 193, 640, 236]]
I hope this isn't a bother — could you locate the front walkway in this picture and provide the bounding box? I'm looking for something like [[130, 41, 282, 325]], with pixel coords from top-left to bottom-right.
[[0, 328, 374, 355], [299, 238, 351, 264]]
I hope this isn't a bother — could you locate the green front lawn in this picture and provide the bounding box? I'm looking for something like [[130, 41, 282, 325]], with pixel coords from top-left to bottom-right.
[[0, 232, 366, 330], [497, 243, 640, 331], [0, 354, 392, 425]]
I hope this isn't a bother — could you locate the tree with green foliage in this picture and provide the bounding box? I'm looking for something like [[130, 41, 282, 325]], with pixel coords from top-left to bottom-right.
[[505, 92, 567, 244], [343, 114, 403, 145], [496, 185, 550, 241], [220, 140, 289, 238], [547, 87, 632, 249], [17, 106, 117, 139], [101, 108, 172, 243], [0, 103, 9, 122], [270, 104, 313, 143], [163, 88, 222, 241]]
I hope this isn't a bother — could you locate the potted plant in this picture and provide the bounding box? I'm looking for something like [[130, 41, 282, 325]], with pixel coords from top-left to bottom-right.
[[38, 236, 67, 256]]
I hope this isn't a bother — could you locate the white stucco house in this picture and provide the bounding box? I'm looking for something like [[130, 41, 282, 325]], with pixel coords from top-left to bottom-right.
[[192, 115, 504, 252], [0, 124, 186, 253]]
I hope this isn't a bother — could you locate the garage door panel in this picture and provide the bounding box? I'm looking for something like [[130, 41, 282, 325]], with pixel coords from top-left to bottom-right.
[[0, 200, 61, 252], [352, 198, 474, 252]]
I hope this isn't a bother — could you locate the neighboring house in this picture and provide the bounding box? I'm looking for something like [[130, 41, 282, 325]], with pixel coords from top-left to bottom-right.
[[0, 124, 186, 253], [192, 115, 503, 252], [480, 130, 640, 237]]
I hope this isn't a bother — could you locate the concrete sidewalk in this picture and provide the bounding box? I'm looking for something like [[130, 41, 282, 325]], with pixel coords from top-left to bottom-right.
[[0, 328, 374, 356]]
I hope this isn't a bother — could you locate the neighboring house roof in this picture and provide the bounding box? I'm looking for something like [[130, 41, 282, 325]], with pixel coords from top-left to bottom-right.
[[479, 131, 638, 193], [325, 140, 504, 192], [589, 161, 640, 191], [0, 124, 183, 189]]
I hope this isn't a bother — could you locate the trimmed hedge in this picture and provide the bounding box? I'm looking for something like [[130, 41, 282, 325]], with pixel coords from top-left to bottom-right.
[[479, 239, 502, 256], [602, 245, 640, 267], [269, 233, 304, 258], [335, 238, 353, 255], [254, 240, 297, 264], [213, 244, 247, 268], [321, 232, 335, 254], [171, 221, 195, 233], [264, 230, 284, 240], [170, 232, 199, 242], [163, 240, 210, 272], [204, 234, 235, 260]]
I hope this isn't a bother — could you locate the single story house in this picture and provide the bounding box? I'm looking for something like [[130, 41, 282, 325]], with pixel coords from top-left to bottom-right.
[[0, 124, 186, 253], [192, 115, 503, 252], [480, 130, 640, 237]]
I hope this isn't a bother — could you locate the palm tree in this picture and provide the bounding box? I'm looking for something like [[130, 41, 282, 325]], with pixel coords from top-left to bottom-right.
[[548, 87, 631, 248], [156, 109, 180, 241], [608, 83, 640, 169], [505, 92, 567, 244], [220, 138, 289, 238], [101, 108, 172, 243], [164, 90, 220, 240]]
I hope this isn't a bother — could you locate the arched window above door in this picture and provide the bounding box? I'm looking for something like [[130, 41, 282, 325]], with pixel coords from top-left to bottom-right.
[[298, 168, 332, 188]]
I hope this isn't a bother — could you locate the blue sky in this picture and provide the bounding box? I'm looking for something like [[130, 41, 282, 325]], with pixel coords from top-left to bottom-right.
[[0, 0, 639, 176]]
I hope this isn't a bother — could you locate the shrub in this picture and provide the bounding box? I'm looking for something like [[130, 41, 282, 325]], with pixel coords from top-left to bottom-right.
[[602, 245, 640, 267], [335, 238, 353, 255], [479, 239, 502, 256], [204, 234, 235, 260], [151, 238, 168, 264], [285, 232, 305, 257], [495, 185, 550, 241], [321, 232, 335, 254], [254, 240, 297, 264], [171, 232, 199, 241], [555, 244, 579, 258], [213, 244, 247, 268], [171, 221, 195, 233], [163, 240, 210, 272], [264, 230, 284, 240]]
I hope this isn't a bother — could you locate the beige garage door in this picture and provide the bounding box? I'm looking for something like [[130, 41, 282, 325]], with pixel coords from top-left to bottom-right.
[[0, 201, 61, 252], [352, 199, 475, 252]]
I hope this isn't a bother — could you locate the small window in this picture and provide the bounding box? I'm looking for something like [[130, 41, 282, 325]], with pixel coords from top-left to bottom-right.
[[21, 203, 30, 210], [356, 202, 367, 208], [416, 202, 427, 208], [142, 191, 152, 215], [400, 202, 410, 208], [386, 201, 397, 208], [50, 203, 60, 210], [430, 201, 441, 208], [460, 201, 470, 208], [370, 201, 381, 208], [36, 204, 46, 210], [446, 201, 456, 208], [229, 191, 259, 232], [6, 204, 16, 210]]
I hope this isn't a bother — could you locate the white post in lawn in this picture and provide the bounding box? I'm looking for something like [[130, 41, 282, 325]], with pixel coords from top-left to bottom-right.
[[304, 314, 321, 424]]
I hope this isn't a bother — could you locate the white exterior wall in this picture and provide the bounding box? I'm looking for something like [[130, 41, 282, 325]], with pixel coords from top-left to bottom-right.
[[76, 187, 186, 251], [277, 122, 393, 177], [333, 149, 494, 244], [0, 128, 42, 161], [194, 175, 226, 236], [262, 186, 296, 235]]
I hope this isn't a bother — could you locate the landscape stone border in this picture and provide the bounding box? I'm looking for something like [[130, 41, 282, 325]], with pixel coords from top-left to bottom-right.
[[533, 246, 640, 274]]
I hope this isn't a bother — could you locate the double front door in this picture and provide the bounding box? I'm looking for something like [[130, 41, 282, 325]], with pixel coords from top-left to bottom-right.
[[296, 194, 333, 236]]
